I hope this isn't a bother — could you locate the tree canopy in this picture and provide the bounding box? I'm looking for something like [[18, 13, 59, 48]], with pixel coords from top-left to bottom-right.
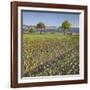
[[60, 20, 72, 35], [36, 22, 45, 34], [36, 22, 45, 29]]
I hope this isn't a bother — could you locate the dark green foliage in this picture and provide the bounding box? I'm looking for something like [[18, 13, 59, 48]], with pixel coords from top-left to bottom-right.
[[36, 22, 45, 28], [36, 22, 45, 34], [28, 28, 35, 33]]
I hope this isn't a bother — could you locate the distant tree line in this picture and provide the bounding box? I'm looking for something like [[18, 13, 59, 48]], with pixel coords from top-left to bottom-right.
[[28, 20, 72, 35]]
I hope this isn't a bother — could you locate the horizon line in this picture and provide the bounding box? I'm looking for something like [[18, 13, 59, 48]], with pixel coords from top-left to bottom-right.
[[23, 24, 79, 28]]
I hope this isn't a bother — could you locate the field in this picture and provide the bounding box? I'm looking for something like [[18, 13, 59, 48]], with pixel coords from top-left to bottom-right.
[[22, 33, 79, 77]]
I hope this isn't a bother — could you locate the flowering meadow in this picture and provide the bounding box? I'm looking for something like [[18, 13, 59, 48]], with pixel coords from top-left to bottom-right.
[[22, 33, 79, 77]]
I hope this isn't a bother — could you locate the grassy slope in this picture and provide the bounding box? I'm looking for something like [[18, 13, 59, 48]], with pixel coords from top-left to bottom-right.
[[22, 33, 79, 77]]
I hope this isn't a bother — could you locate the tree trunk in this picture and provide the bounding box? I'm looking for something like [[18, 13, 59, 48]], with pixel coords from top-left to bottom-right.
[[40, 31, 42, 34], [64, 31, 65, 35]]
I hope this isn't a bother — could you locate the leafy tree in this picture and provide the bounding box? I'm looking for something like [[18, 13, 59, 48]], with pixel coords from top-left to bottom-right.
[[36, 22, 45, 34], [28, 28, 34, 33], [60, 20, 72, 35]]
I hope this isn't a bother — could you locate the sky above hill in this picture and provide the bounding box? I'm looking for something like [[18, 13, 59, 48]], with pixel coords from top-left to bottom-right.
[[22, 10, 80, 28]]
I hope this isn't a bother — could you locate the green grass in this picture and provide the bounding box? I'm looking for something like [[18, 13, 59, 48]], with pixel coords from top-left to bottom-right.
[[22, 33, 79, 77]]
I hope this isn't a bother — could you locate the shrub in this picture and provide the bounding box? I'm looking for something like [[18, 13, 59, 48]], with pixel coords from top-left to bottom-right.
[[28, 28, 35, 33]]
